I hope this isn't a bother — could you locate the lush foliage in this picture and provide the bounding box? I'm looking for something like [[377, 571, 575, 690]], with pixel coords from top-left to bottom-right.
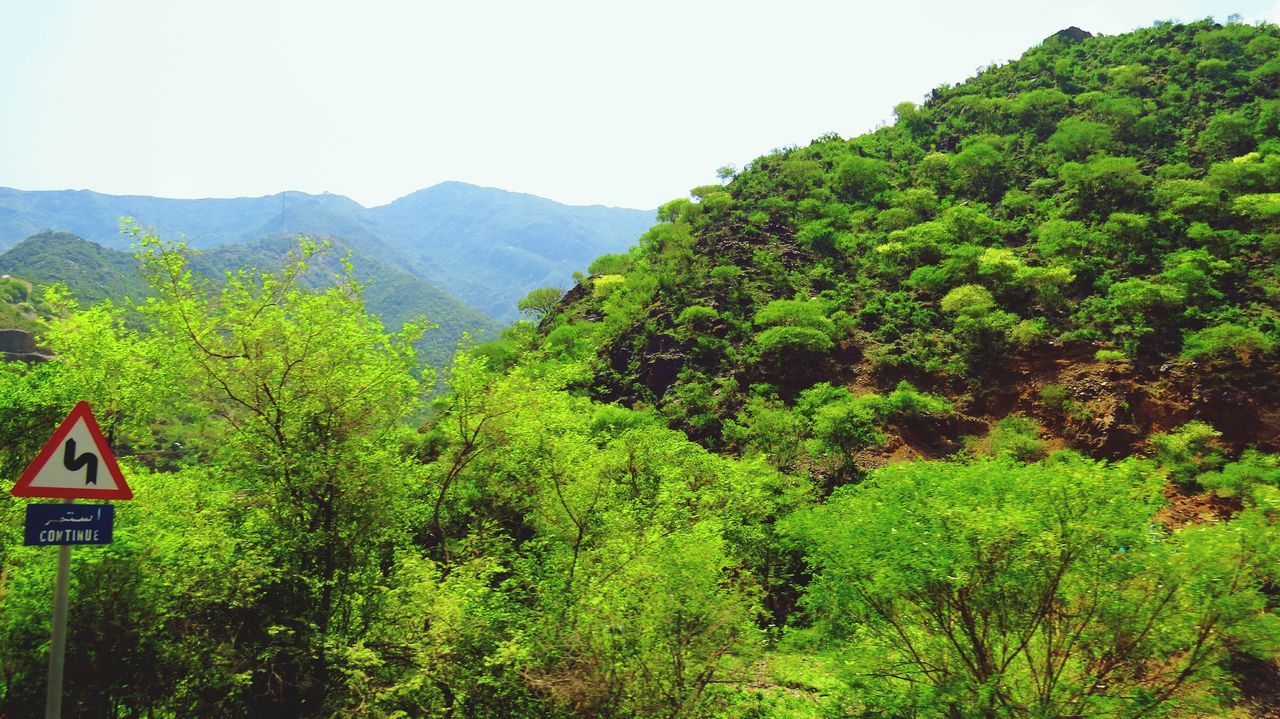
[[5, 19, 1280, 719], [549, 19, 1280, 453], [788, 455, 1280, 717]]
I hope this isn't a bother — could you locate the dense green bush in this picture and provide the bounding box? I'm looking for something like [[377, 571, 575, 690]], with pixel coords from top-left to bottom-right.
[[1182, 322, 1274, 362]]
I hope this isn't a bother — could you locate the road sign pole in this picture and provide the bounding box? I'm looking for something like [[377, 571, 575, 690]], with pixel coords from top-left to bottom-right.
[[45, 503, 72, 719]]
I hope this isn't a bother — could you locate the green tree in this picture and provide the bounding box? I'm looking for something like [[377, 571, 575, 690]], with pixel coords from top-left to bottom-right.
[[1047, 117, 1114, 160], [950, 142, 1005, 201], [1059, 155, 1151, 217], [517, 286, 565, 320], [788, 456, 1280, 718], [1200, 110, 1254, 159], [833, 155, 889, 202], [752, 299, 839, 361], [134, 234, 429, 714]]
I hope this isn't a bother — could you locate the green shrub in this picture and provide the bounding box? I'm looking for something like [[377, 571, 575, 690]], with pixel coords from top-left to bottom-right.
[[1151, 421, 1224, 486], [1181, 323, 1274, 363], [1010, 319, 1049, 347], [1095, 349, 1129, 363], [753, 299, 838, 358], [1232, 192, 1280, 222], [592, 274, 626, 299], [786, 455, 1278, 716], [754, 326, 834, 357], [1197, 450, 1280, 499], [1047, 117, 1114, 160], [880, 381, 953, 421], [709, 264, 742, 283], [940, 284, 996, 316], [1039, 383, 1070, 410], [588, 252, 635, 275], [675, 305, 719, 328], [588, 403, 660, 436], [975, 415, 1049, 462], [834, 155, 889, 201], [0, 278, 29, 303], [810, 396, 886, 454], [544, 323, 587, 358]]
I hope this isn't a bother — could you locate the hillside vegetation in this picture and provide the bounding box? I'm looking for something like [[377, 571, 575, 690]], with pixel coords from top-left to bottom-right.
[[0, 230, 500, 368], [531, 20, 1280, 468], [0, 183, 655, 321], [2, 18, 1280, 719]]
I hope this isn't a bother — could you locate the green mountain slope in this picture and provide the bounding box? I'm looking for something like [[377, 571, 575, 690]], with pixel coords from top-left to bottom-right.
[[370, 182, 656, 319], [0, 231, 499, 367], [0, 231, 152, 304], [198, 236, 501, 368], [0, 183, 654, 320], [443, 19, 1280, 716], [537, 19, 1280, 464]]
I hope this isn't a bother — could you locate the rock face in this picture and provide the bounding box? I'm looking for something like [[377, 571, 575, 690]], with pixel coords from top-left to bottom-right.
[[0, 328, 50, 362], [1046, 26, 1093, 44]]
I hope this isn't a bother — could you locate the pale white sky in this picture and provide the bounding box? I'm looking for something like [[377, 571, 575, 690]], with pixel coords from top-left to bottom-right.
[[2, 0, 1277, 210]]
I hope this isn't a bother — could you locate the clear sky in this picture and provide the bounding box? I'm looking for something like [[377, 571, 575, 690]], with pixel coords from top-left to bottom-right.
[[2, 0, 1276, 210]]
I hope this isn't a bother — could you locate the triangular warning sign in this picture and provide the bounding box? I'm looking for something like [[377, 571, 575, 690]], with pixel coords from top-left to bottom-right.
[[11, 401, 132, 500]]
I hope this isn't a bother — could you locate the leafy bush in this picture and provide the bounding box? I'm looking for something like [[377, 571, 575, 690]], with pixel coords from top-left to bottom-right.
[[1039, 383, 1070, 410], [977, 414, 1049, 462], [675, 304, 719, 328], [1009, 318, 1049, 346], [1197, 450, 1280, 499], [1059, 155, 1151, 217], [809, 396, 886, 456], [588, 252, 635, 275], [940, 284, 995, 316], [752, 299, 839, 359], [1181, 322, 1274, 363], [1095, 348, 1129, 363], [833, 155, 889, 201], [1151, 420, 1224, 485], [0, 278, 29, 303], [879, 381, 953, 421], [753, 325, 834, 357], [1047, 117, 1114, 160], [787, 456, 1280, 717], [591, 274, 625, 299]]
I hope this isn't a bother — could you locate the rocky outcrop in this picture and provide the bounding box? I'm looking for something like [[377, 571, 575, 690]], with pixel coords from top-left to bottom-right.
[[0, 328, 50, 362], [1046, 26, 1093, 44]]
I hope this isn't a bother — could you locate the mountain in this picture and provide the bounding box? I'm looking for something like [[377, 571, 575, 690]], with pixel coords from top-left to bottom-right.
[[369, 182, 656, 318], [0, 189, 287, 250], [539, 19, 1280, 463], [0, 231, 499, 368], [0, 183, 655, 321], [0, 231, 151, 305]]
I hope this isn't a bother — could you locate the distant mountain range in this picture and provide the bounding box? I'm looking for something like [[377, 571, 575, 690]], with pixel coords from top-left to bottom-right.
[[0, 231, 500, 368], [0, 182, 655, 321]]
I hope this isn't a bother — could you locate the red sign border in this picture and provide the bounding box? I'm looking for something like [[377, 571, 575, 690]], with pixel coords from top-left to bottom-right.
[[11, 401, 133, 500]]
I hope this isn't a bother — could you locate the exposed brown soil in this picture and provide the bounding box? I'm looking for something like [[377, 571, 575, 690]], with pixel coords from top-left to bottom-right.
[[1155, 483, 1243, 530], [897, 343, 1280, 462]]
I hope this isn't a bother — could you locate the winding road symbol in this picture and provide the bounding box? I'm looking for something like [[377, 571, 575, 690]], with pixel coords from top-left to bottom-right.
[[62, 438, 98, 486]]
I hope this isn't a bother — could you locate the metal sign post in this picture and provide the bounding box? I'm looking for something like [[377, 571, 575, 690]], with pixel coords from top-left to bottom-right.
[[46, 528, 72, 719]]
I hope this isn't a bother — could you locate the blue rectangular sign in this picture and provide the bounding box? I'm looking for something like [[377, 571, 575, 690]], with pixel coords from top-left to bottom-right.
[[24, 504, 114, 546]]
